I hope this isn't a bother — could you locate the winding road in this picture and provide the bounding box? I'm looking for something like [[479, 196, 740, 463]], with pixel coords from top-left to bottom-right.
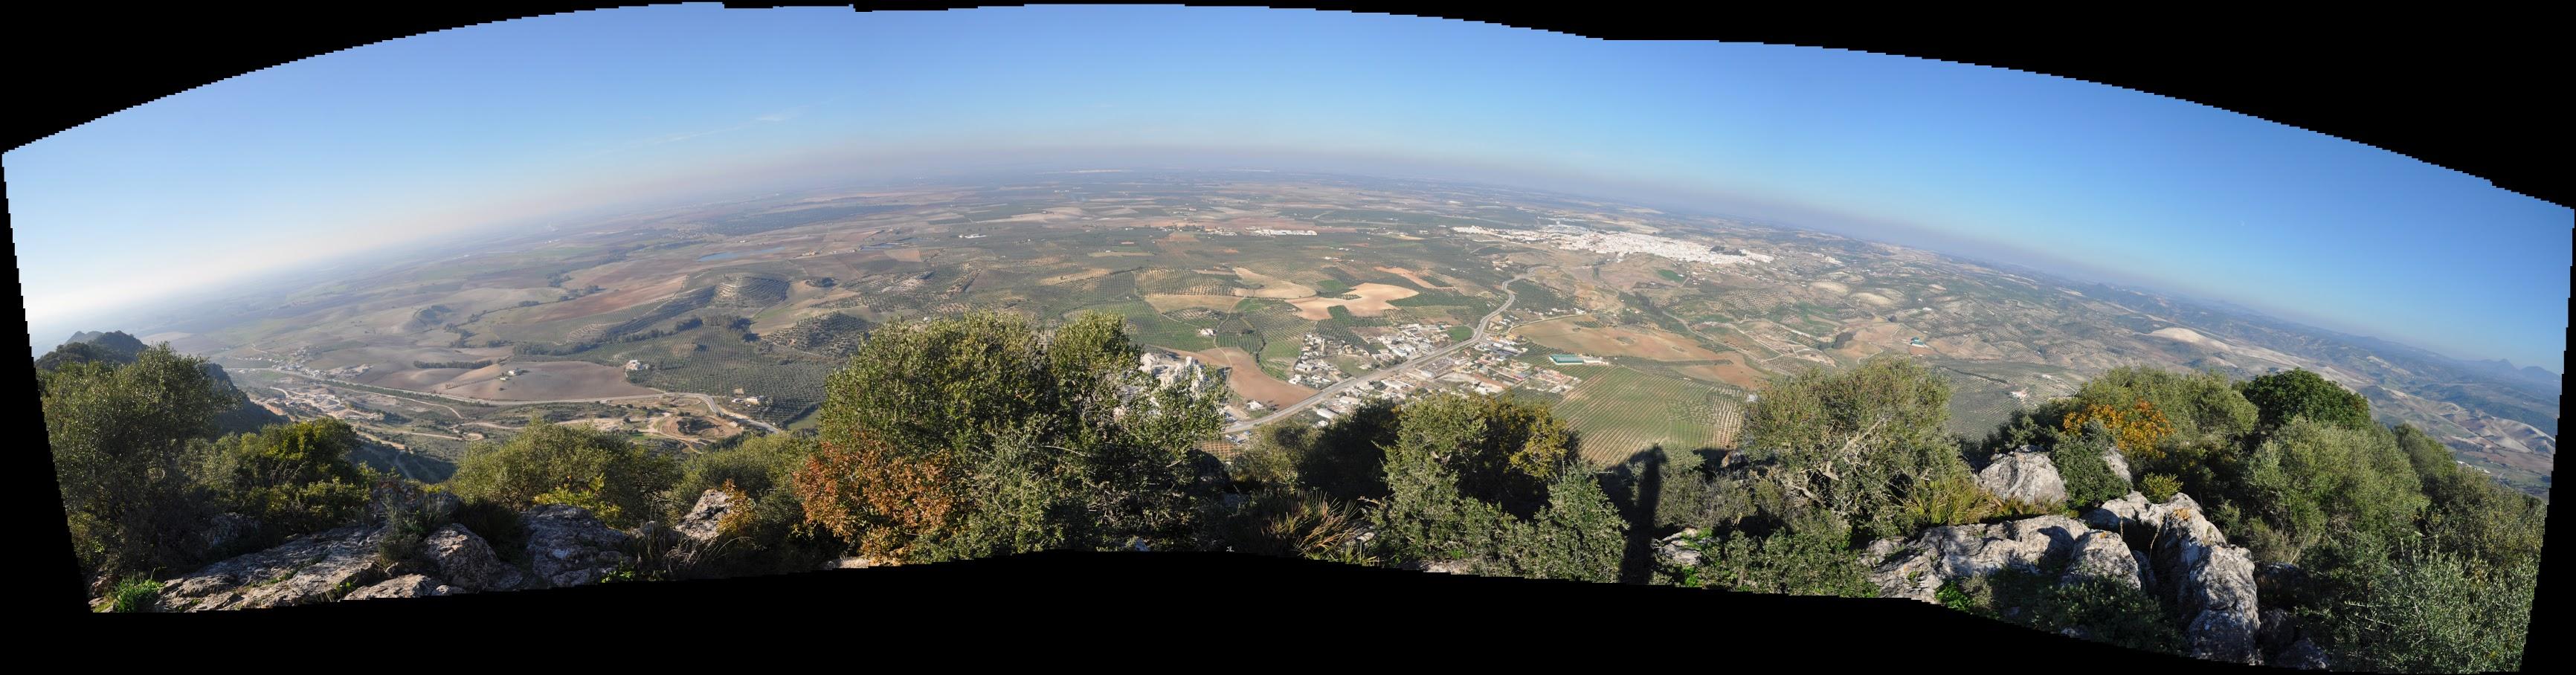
[[1222, 271, 1534, 434]]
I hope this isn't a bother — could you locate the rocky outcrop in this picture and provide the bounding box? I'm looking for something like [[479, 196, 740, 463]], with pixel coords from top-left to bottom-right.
[[425, 524, 521, 592], [156, 523, 387, 612], [346, 574, 456, 600], [521, 505, 633, 588], [2084, 492, 2267, 664], [1863, 515, 2135, 602], [1977, 447, 2067, 505], [2147, 494, 2262, 664]]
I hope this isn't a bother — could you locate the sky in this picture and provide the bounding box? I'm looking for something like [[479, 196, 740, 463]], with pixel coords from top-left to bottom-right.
[[7, 4, 2568, 369]]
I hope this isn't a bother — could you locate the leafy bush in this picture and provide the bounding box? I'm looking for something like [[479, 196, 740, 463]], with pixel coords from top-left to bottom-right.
[[2237, 417, 2427, 563], [2060, 401, 2174, 465], [1897, 471, 1995, 529], [1677, 514, 1874, 597], [1737, 355, 1960, 540], [448, 421, 680, 529], [110, 578, 165, 613], [44, 344, 240, 578], [449, 499, 529, 564], [2309, 543, 2534, 674], [197, 418, 373, 543], [2049, 424, 2130, 509], [2139, 473, 2183, 503], [2237, 368, 2372, 430]]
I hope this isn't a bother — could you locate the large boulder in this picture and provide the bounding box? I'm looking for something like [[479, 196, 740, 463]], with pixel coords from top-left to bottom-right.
[[2145, 494, 2264, 665], [520, 505, 633, 588], [156, 523, 387, 612], [425, 524, 522, 592], [1864, 515, 2128, 602], [344, 574, 456, 600], [1976, 447, 2068, 506]]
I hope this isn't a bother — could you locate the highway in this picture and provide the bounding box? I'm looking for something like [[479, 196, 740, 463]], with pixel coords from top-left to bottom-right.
[[243, 367, 785, 434], [1222, 271, 1533, 435]]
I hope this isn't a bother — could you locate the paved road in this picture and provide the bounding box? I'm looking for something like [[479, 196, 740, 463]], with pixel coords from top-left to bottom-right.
[[1223, 271, 1533, 434], [246, 368, 784, 434]]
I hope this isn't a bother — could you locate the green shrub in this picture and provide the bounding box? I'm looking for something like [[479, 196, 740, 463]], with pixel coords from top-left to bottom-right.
[[449, 421, 679, 529], [109, 578, 164, 613], [2139, 473, 2183, 503], [2050, 424, 2129, 509], [1897, 471, 1995, 529]]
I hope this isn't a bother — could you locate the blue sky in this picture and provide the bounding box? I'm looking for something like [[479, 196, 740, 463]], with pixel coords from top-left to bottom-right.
[[7, 4, 2567, 369]]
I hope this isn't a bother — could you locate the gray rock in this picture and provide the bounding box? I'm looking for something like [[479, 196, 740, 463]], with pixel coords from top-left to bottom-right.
[[344, 574, 455, 600], [156, 523, 387, 612], [422, 491, 462, 522], [2103, 445, 2134, 485], [2148, 494, 2264, 664], [1977, 448, 2068, 505], [1865, 515, 2107, 603], [194, 512, 264, 558], [425, 524, 521, 592], [1655, 528, 1706, 569], [520, 505, 633, 588], [674, 489, 736, 543], [2062, 528, 2145, 590]]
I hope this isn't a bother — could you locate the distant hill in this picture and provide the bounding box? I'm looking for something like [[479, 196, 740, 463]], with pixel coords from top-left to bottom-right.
[[37, 330, 289, 436]]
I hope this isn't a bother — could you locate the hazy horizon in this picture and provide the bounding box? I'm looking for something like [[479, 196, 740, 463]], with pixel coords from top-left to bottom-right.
[[8, 5, 2567, 370]]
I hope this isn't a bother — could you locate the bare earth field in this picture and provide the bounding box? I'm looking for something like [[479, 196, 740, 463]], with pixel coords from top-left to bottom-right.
[[1284, 282, 1420, 320], [1228, 267, 1318, 298], [1376, 266, 1458, 290], [428, 361, 660, 401]]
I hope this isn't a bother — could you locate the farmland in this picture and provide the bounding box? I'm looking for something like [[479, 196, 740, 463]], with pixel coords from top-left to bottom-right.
[[1551, 366, 1738, 467]]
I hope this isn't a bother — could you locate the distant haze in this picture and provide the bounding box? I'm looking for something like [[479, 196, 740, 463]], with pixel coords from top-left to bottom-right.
[[8, 5, 2566, 369]]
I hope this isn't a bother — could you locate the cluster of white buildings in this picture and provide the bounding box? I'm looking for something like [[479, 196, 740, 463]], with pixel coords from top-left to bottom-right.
[[1287, 332, 1368, 389], [1364, 323, 1455, 363], [1248, 228, 1318, 236], [1451, 224, 1764, 267], [1138, 350, 1218, 391]]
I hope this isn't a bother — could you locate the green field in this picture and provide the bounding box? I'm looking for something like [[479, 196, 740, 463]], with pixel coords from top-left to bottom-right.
[[1550, 366, 1735, 467]]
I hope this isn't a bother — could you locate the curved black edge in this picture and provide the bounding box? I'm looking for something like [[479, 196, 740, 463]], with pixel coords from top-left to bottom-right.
[[0, 2, 2564, 208], [7, 4, 2561, 668]]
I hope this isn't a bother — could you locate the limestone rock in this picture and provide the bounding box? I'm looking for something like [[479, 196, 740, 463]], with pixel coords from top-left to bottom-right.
[[674, 489, 736, 543], [1977, 448, 2068, 505], [1864, 515, 2108, 602], [2103, 445, 2134, 485], [820, 556, 889, 569], [2148, 494, 2264, 665], [344, 574, 456, 600], [520, 505, 633, 588], [157, 523, 387, 612], [2062, 529, 2145, 590], [425, 523, 521, 592]]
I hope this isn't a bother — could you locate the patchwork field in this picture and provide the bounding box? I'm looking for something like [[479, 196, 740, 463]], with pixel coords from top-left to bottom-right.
[[1227, 267, 1318, 298], [1552, 366, 1738, 467], [1284, 282, 1420, 320]]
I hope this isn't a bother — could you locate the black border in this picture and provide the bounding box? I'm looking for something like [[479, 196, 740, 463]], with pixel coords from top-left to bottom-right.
[[4, 4, 2561, 670]]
